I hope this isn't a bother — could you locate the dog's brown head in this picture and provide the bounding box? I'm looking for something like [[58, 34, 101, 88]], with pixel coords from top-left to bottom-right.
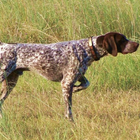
[[97, 32, 139, 56]]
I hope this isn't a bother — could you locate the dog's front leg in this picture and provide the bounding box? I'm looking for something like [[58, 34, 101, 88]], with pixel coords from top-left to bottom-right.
[[73, 76, 90, 93], [61, 78, 74, 122]]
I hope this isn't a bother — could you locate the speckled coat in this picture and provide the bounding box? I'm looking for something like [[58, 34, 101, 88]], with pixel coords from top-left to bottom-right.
[[0, 32, 139, 121], [0, 38, 99, 82]]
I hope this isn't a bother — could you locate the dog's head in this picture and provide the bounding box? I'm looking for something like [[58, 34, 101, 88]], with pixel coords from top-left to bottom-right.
[[96, 32, 139, 56]]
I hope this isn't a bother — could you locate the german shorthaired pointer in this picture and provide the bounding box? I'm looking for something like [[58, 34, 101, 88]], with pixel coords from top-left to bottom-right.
[[0, 32, 139, 121]]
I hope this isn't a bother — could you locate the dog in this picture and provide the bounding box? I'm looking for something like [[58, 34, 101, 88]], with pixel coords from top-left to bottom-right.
[[0, 32, 139, 121]]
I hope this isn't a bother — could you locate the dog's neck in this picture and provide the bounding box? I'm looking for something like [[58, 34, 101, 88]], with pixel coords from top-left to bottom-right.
[[90, 37, 108, 59], [88, 37, 100, 61]]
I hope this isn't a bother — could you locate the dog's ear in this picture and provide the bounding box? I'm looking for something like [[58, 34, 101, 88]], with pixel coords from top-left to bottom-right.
[[103, 33, 118, 56], [96, 33, 117, 56]]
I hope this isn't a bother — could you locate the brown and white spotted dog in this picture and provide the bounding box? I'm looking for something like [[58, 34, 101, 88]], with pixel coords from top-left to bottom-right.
[[0, 32, 139, 121]]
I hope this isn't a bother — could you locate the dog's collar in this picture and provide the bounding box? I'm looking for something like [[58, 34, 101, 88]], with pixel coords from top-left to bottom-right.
[[88, 37, 100, 61]]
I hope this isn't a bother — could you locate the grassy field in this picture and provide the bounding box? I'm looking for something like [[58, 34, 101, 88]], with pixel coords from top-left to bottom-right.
[[0, 0, 140, 139]]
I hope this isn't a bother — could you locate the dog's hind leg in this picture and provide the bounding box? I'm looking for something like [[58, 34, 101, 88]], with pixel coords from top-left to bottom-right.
[[0, 71, 19, 118]]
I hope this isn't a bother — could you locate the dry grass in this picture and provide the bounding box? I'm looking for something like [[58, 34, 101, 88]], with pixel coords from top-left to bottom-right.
[[1, 74, 140, 139]]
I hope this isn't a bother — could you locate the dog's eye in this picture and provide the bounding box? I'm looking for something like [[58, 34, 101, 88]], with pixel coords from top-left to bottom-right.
[[120, 38, 125, 43], [119, 36, 127, 44]]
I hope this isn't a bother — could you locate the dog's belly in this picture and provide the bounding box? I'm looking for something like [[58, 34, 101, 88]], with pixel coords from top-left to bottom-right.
[[15, 60, 65, 82], [40, 72, 63, 81], [35, 68, 63, 82]]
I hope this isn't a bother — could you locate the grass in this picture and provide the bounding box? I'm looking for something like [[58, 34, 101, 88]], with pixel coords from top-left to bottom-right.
[[0, 0, 140, 139]]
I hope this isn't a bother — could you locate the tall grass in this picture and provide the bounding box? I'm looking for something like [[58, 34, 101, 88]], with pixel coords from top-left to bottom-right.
[[0, 0, 140, 139], [0, 0, 140, 43]]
